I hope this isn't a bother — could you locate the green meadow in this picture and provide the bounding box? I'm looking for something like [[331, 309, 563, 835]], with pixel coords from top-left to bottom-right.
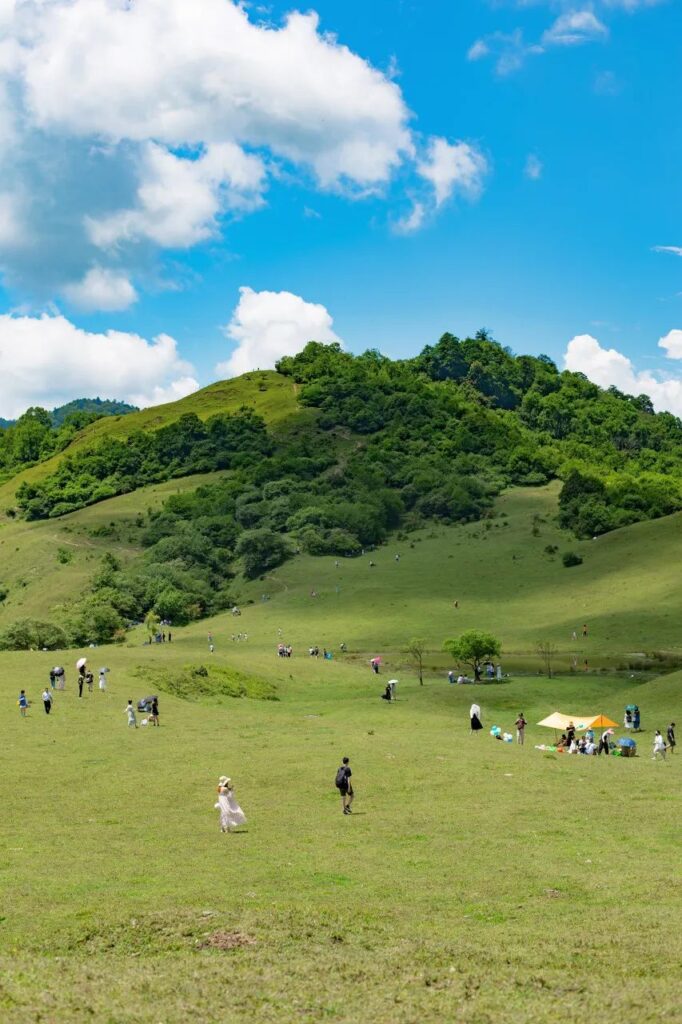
[[0, 483, 680, 1022]]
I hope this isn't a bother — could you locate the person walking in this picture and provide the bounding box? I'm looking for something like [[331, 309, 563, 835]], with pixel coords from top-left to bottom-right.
[[515, 712, 527, 745], [470, 703, 483, 735], [652, 730, 667, 761], [18, 690, 29, 717], [150, 697, 159, 727], [98, 668, 108, 693], [335, 757, 354, 814], [42, 688, 52, 715], [124, 700, 137, 729], [215, 776, 247, 833], [667, 722, 676, 754]]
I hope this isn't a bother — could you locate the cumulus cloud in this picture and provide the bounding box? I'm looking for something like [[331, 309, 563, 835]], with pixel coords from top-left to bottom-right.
[[216, 286, 341, 377], [393, 201, 427, 235], [87, 142, 266, 251], [0, 0, 478, 308], [417, 137, 488, 207], [0, 313, 198, 418], [62, 266, 138, 312], [563, 332, 682, 418]]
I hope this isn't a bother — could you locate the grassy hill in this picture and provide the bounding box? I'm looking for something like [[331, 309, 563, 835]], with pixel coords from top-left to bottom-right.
[[0, 371, 302, 511]]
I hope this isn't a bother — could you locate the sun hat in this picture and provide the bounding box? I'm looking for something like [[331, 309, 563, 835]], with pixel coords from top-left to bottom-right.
[[218, 776, 230, 786]]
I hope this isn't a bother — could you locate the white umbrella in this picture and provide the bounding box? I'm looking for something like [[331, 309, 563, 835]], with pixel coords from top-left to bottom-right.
[[76, 657, 87, 669]]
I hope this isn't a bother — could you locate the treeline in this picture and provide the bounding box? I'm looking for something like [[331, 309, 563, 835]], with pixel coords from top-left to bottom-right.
[[16, 410, 273, 519], [0, 401, 136, 475]]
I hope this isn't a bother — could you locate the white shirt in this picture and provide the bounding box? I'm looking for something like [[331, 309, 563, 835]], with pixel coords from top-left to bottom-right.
[[470, 704, 481, 718], [653, 734, 665, 750], [42, 690, 51, 702]]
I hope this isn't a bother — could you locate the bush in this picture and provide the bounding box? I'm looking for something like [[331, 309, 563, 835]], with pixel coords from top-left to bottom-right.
[[0, 618, 69, 650], [562, 551, 583, 568]]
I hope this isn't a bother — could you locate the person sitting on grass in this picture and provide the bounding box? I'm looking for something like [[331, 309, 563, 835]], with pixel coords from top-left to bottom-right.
[[556, 733, 568, 749], [381, 683, 392, 702]]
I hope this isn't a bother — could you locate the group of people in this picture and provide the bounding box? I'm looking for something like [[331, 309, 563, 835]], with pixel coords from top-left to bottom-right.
[[277, 643, 293, 657]]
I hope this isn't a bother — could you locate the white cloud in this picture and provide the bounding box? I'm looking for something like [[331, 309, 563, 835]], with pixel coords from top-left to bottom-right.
[[393, 201, 426, 235], [417, 137, 488, 207], [0, 313, 198, 418], [542, 11, 608, 46], [467, 39, 490, 61], [62, 266, 138, 312], [524, 154, 543, 180], [217, 286, 341, 377], [0, 0, 469, 307], [563, 332, 682, 418], [87, 142, 266, 251], [653, 245, 682, 258]]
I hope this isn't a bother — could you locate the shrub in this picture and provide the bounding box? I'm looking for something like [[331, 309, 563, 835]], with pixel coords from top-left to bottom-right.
[[0, 618, 69, 650], [562, 551, 583, 568]]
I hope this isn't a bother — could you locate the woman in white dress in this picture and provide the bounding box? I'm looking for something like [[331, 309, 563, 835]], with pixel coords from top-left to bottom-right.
[[215, 776, 247, 833]]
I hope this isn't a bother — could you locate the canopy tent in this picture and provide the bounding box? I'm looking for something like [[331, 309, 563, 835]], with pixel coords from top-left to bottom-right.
[[537, 712, 619, 731]]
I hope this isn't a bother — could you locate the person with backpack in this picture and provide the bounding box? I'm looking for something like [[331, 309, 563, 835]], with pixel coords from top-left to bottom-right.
[[335, 757, 353, 814]]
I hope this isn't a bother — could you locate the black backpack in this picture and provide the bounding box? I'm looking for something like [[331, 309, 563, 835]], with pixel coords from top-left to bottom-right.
[[335, 766, 347, 789]]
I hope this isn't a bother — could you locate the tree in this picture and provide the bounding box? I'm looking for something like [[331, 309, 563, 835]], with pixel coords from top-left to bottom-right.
[[537, 640, 558, 678], [144, 610, 161, 640], [443, 629, 501, 682], [404, 637, 427, 686], [236, 528, 290, 579]]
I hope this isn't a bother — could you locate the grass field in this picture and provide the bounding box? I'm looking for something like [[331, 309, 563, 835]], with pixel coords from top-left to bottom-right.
[[0, 484, 680, 1022]]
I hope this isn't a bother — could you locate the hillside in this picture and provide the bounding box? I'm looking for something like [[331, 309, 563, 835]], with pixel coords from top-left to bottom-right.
[[0, 371, 302, 510]]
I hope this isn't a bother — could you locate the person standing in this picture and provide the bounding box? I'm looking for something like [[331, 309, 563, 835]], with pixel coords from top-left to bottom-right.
[[598, 729, 612, 756], [150, 697, 159, 727], [168, 631, 172, 643], [335, 757, 354, 814], [388, 678, 397, 700], [42, 688, 52, 715], [18, 690, 29, 717], [666, 722, 676, 754], [448, 670, 455, 685], [85, 670, 94, 694], [515, 712, 527, 745], [78, 673, 84, 698], [582, 623, 588, 638], [470, 703, 483, 734], [98, 668, 108, 693], [215, 776, 247, 833], [652, 730, 667, 761], [124, 700, 137, 729]]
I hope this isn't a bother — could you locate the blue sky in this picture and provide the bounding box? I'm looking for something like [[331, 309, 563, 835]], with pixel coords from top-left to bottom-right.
[[0, 0, 680, 415]]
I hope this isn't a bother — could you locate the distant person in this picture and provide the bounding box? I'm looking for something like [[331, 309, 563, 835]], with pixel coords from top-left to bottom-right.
[[566, 721, 576, 746], [453, 601, 458, 609], [49, 669, 56, 691], [624, 709, 632, 730], [381, 683, 392, 702], [42, 688, 52, 715], [215, 776, 247, 833], [99, 668, 108, 692], [667, 722, 676, 754], [633, 707, 641, 731], [652, 730, 667, 761], [168, 631, 172, 643], [598, 729, 612, 756], [395, 554, 400, 562], [335, 757, 353, 814], [388, 679, 397, 700], [515, 713, 527, 745], [85, 670, 94, 694], [124, 700, 137, 729], [582, 624, 588, 638], [496, 664, 502, 681], [572, 630, 577, 641], [470, 703, 483, 734], [18, 690, 28, 717], [150, 697, 159, 727], [209, 643, 215, 654], [371, 658, 380, 675], [78, 673, 85, 699], [448, 670, 455, 685]]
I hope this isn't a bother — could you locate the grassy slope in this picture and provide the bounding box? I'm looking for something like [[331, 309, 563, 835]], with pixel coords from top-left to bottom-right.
[[0, 483, 680, 1021], [0, 472, 226, 625], [0, 370, 301, 510]]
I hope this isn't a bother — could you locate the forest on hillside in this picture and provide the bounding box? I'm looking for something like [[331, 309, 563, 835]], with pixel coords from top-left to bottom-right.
[[3, 333, 682, 648]]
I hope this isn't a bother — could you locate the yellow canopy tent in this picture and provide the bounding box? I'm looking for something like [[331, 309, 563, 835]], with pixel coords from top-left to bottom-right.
[[537, 712, 593, 731], [537, 713, 620, 740]]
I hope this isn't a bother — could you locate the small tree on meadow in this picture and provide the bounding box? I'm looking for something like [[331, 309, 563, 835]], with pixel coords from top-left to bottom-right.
[[404, 637, 427, 686], [443, 629, 501, 682], [537, 640, 558, 678], [144, 610, 161, 641]]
